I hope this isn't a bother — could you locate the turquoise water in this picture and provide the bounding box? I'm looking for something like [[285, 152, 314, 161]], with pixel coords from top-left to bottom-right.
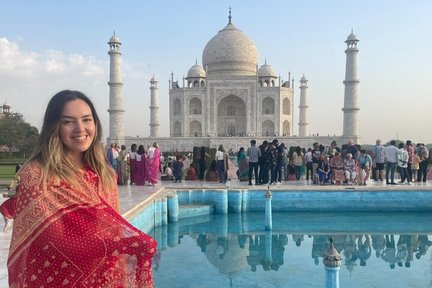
[[148, 212, 432, 288]]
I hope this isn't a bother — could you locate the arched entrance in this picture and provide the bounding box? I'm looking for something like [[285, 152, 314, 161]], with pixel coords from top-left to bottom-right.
[[217, 95, 246, 136]]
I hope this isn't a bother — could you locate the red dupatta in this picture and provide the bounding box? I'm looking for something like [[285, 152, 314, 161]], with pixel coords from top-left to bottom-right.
[[8, 162, 157, 288]]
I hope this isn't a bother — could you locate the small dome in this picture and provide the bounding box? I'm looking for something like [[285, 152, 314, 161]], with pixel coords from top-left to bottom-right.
[[346, 30, 359, 42], [258, 63, 276, 78], [108, 33, 121, 43], [2, 101, 10, 108], [300, 74, 307, 82], [187, 64, 206, 78]]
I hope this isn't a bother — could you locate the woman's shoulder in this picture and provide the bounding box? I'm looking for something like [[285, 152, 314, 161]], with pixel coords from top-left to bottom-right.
[[19, 161, 42, 181]]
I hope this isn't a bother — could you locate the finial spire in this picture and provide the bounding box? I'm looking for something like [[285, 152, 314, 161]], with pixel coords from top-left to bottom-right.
[[195, 58, 197, 65], [228, 7, 232, 23]]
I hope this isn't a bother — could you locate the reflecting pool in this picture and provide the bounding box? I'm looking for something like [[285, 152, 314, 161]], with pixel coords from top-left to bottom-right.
[[147, 212, 432, 288]]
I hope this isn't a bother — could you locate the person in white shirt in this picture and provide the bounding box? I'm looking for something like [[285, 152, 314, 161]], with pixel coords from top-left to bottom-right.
[[397, 143, 409, 184], [384, 140, 400, 185]]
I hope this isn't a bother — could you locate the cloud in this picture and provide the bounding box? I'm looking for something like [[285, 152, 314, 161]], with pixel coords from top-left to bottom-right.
[[0, 37, 109, 134]]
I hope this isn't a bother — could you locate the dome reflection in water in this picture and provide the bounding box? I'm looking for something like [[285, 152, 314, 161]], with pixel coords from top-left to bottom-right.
[[148, 212, 432, 288]]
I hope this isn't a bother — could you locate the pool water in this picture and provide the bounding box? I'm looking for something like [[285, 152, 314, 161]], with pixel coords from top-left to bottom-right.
[[148, 212, 432, 288]]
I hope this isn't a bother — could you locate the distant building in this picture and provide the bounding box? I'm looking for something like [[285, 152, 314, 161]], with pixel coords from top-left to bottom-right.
[[107, 11, 360, 152], [169, 12, 294, 138]]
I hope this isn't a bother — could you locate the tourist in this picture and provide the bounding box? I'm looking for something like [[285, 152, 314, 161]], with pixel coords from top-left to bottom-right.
[[147, 142, 161, 186], [317, 155, 332, 185], [311, 142, 322, 181], [198, 146, 210, 181], [278, 143, 289, 181], [411, 150, 420, 182], [269, 139, 280, 184], [304, 148, 313, 181], [134, 144, 147, 185], [373, 139, 385, 181], [344, 153, 357, 184], [384, 140, 399, 185], [292, 146, 304, 180], [172, 155, 184, 183], [129, 143, 137, 185], [258, 140, 269, 184], [247, 139, 261, 185], [330, 151, 344, 185], [215, 144, 229, 183], [185, 163, 198, 180], [7, 90, 157, 287], [358, 149, 372, 185], [106, 142, 120, 171], [164, 162, 173, 180], [345, 139, 360, 160], [0, 165, 20, 232], [116, 144, 129, 185], [205, 160, 219, 182], [397, 143, 409, 184], [406, 140, 415, 183], [237, 147, 249, 181], [416, 143, 429, 183]]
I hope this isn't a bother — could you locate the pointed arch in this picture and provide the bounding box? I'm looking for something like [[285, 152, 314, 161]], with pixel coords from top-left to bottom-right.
[[262, 120, 274, 136], [283, 98, 290, 115], [173, 99, 181, 116], [189, 120, 202, 137], [282, 120, 290, 136], [189, 97, 202, 115], [262, 97, 275, 114]]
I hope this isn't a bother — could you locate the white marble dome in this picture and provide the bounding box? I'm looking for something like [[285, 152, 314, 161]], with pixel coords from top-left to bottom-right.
[[187, 63, 206, 78], [108, 34, 121, 43], [202, 21, 258, 77], [258, 63, 276, 78], [346, 31, 358, 42]]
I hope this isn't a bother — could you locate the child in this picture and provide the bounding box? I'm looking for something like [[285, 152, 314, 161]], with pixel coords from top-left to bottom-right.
[[172, 155, 184, 183]]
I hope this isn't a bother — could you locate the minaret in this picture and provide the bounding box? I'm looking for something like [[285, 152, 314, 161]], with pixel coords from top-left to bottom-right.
[[342, 30, 360, 139], [107, 32, 124, 144], [298, 74, 309, 137], [149, 75, 160, 137]]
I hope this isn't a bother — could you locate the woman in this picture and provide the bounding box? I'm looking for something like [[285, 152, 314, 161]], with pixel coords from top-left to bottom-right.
[[129, 143, 138, 185], [198, 147, 209, 181], [116, 144, 129, 185], [205, 160, 219, 182], [237, 147, 249, 181], [185, 163, 198, 181], [7, 90, 157, 287], [146, 142, 161, 186], [134, 144, 147, 185], [0, 168, 20, 232], [330, 151, 345, 185], [215, 144, 228, 183], [344, 153, 357, 184]]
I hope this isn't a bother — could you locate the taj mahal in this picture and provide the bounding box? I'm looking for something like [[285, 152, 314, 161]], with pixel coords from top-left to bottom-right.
[[107, 11, 360, 152]]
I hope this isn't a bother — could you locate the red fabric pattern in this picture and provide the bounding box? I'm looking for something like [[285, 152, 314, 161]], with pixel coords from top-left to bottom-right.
[[8, 162, 157, 287]]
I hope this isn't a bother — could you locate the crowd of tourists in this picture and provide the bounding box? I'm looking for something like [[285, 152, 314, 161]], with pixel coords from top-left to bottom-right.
[[104, 138, 431, 187], [239, 138, 431, 186]]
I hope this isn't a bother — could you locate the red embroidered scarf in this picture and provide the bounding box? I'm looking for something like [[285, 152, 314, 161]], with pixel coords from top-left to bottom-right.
[[8, 162, 157, 287]]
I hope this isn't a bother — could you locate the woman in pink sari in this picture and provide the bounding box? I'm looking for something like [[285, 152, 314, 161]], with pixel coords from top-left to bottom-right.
[[8, 90, 157, 287], [146, 142, 161, 186]]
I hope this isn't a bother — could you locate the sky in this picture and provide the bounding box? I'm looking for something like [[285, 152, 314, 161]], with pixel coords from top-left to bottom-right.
[[0, 0, 431, 145]]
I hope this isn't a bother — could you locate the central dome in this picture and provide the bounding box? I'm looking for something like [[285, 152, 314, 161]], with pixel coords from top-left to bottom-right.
[[202, 21, 258, 77]]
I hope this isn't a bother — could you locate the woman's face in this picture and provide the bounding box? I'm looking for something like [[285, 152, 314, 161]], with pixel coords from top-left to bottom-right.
[[60, 99, 96, 163]]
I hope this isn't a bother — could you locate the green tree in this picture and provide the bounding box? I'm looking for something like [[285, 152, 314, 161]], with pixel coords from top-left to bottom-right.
[[0, 112, 39, 157]]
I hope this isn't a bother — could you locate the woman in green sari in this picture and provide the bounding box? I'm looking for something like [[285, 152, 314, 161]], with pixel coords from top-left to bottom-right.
[[237, 147, 249, 181]]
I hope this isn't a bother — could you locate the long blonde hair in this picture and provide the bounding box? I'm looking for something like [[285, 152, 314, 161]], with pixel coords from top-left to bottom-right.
[[26, 90, 116, 191]]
